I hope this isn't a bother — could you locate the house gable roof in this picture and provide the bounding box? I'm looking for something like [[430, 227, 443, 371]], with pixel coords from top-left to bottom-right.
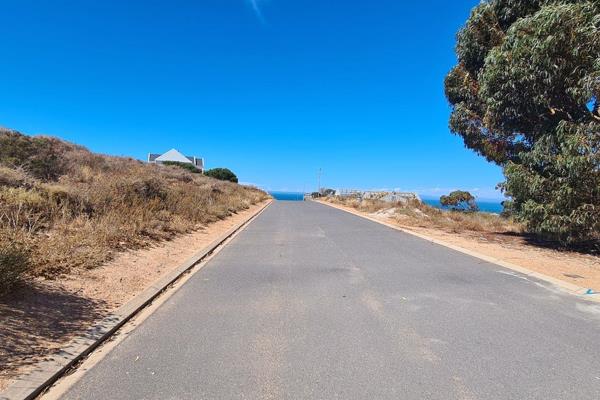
[[155, 149, 192, 164]]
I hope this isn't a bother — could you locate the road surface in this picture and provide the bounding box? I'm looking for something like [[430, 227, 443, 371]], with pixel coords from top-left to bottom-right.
[[60, 201, 600, 399]]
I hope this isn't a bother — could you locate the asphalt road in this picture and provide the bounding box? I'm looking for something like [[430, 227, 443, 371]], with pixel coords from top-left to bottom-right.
[[61, 201, 600, 399]]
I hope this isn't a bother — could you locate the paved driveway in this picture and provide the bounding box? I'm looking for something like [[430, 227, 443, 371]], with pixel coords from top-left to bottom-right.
[[61, 201, 600, 399]]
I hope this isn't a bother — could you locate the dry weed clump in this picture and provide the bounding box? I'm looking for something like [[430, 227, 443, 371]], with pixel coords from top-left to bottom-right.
[[0, 230, 30, 294], [0, 128, 268, 294]]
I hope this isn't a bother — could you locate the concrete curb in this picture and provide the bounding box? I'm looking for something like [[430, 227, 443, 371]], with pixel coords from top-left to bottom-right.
[[0, 200, 272, 400], [316, 200, 600, 303]]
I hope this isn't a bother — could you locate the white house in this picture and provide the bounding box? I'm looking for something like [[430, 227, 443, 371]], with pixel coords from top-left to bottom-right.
[[148, 149, 204, 173]]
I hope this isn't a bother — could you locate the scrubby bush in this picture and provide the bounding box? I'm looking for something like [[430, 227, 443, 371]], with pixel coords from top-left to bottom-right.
[[205, 168, 238, 183], [440, 190, 478, 212], [0, 128, 78, 180], [326, 196, 519, 235], [0, 232, 31, 296], [0, 129, 268, 292], [0, 166, 31, 188]]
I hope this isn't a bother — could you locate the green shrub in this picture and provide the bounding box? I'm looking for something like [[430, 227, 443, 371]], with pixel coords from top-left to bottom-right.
[[440, 190, 478, 212], [161, 161, 201, 173], [204, 168, 238, 183]]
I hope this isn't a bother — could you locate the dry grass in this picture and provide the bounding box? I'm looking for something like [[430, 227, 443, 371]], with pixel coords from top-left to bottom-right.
[[324, 196, 521, 235], [0, 129, 268, 294]]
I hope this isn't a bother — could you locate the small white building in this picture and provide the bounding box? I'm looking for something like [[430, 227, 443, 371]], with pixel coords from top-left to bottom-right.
[[148, 149, 204, 173]]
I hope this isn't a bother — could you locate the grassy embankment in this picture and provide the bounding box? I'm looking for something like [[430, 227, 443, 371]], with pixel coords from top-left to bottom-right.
[[0, 128, 268, 295], [323, 195, 521, 235]]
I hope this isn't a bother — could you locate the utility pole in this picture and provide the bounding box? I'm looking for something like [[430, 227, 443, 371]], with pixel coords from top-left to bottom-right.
[[317, 168, 322, 194]]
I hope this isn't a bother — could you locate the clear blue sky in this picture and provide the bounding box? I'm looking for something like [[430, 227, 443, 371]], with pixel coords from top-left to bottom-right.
[[1, 0, 505, 199]]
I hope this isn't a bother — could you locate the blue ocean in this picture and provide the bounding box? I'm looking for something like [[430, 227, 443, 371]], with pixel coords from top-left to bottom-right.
[[269, 191, 305, 201], [421, 197, 504, 214]]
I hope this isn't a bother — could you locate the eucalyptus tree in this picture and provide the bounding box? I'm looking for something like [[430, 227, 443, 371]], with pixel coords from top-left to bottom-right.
[[445, 0, 599, 245]]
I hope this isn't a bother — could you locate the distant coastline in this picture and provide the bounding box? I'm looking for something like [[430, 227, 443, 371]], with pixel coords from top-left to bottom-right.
[[269, 191, 304, 201], [270, 191, 504, 213]]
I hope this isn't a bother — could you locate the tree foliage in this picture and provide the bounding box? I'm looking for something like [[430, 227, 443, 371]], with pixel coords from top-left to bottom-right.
[[445, 0, 600, 245], [440, 190, 479, 212], [204, 168, 238, 183]]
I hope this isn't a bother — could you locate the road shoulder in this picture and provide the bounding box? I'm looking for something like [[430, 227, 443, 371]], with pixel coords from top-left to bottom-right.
[[0, 200, 272, 400], [316, 199, 600, 302]]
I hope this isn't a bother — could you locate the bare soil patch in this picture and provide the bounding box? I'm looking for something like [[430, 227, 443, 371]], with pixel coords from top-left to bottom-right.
[[0, 201, 267, 391]]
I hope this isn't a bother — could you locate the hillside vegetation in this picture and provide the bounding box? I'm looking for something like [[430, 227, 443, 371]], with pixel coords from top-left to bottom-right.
[[324, 196, 520, 235], [0, 128, 268, 295]]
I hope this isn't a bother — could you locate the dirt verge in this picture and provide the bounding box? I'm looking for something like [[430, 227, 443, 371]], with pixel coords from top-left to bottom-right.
[[318, 200, 600, 292], [0, 201, 268, 391]]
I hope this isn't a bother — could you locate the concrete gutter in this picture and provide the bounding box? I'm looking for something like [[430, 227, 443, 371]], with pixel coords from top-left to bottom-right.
[[317, 200, 600, 303], [0, 200, 272, 400]]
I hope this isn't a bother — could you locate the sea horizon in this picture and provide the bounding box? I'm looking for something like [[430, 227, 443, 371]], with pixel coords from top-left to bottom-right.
[[269, 191, 504, 213]]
